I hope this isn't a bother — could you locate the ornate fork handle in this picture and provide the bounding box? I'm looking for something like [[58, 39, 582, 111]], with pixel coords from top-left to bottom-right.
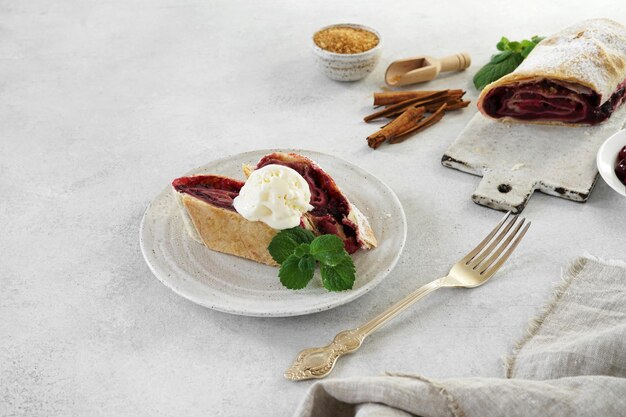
[[284, 279, 444, 381], [283, 329, 365, 381], [284, 213, 530, 381]]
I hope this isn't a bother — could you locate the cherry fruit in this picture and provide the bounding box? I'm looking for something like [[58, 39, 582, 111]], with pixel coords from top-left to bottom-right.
[[616, 158, 626, 185]]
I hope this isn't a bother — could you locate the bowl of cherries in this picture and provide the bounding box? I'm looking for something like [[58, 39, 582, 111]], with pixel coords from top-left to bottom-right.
[[597, 129, 626, 197]]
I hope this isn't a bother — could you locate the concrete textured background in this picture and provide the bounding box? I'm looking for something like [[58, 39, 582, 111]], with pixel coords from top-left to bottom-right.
[[1, 1, 625, 416]]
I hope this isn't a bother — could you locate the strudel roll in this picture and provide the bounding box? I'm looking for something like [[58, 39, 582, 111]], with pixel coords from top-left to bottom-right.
[[172, 153, 377, 266], [478, 19, 626, 125]]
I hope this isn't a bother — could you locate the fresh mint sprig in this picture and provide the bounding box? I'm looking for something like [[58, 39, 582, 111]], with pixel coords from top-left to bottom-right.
[[268, 228, 356, 292], [473, 35, 544, 91], [267, 227, 315, 264]]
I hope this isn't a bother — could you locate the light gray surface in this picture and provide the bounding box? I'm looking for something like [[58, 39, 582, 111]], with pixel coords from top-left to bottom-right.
[[1, 1, 625, 416]]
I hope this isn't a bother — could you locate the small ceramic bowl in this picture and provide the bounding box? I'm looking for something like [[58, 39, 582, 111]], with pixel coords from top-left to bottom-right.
[[311, 23, 382, 82], [597, 128, 626, 197]]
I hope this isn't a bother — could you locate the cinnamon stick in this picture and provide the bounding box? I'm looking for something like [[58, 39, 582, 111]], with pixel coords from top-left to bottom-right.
[[364, 90, 449, 122], [389, 103, 447, 144], [373, 91, 440, 106], [439, 100, 471, 111], [423, 98, 470, 113], [367, 106, 425, 149], [373, 89, 464, 106], [385, 93, 466, 118]]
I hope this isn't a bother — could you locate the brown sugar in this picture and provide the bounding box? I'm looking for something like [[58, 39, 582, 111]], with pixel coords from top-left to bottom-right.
[[314, 26, 379, 54]]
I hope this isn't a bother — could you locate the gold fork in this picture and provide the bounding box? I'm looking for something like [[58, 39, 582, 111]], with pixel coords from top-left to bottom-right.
[[284, 212, 530, 381]]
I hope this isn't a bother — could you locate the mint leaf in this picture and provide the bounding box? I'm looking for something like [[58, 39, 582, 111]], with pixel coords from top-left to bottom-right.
[[279, 254, 315, 290], [320, 257, 356, 292], [283, 227, 315, 244], [473, 35, 544, 90], [520, 46, 534, 59], [268, 234, 299, 265], [298, 255, 316, 274], [294, 243, 310, 258], [314, 251, 347, 267], [310, 234, 344, 254], [269, 231, 357, 292], [496, 36, 509, 51], [310, 235, 346, 266], [521, 42, 539, 58], [473, 51, 523, 90], [520, 39, 534, 49], [507, 41, 522, 52], [268, 227, 315, 264], [520, 39, 537, 58], [268, 235, 298, 265], [491, 50, 514, 64]]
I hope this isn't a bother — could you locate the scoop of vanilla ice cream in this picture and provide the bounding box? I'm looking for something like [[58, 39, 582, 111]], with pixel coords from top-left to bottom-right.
[[233, 164, 314, 230]]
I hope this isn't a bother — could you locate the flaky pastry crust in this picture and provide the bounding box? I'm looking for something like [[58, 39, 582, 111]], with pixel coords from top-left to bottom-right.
[[178, 192, 278, 266], [477, 19, 626, 126]]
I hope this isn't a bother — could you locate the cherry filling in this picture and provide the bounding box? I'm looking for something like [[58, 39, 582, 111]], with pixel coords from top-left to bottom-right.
[[482, 79, 626, 124], [173, 155, 363, 254], [172, 175, 243, 211], [257, 154, 361, 253]]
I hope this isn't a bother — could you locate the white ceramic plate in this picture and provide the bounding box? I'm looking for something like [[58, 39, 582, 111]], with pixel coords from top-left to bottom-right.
[[597, 129, 626, 197], [140, 149, 407, 317]]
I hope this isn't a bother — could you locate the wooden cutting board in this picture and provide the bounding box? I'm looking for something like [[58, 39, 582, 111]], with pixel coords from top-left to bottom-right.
[[442, 106, 626, 213]]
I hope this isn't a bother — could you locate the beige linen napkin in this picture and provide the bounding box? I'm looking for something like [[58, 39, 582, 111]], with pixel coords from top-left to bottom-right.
[[294, 257, 626, 417]]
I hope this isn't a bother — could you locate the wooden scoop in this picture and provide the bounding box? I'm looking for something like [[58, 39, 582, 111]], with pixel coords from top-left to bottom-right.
[[385, 53, 471, 87]]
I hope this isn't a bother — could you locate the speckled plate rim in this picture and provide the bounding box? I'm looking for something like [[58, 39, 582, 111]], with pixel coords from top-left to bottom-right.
[[139, 149, 407, 317]]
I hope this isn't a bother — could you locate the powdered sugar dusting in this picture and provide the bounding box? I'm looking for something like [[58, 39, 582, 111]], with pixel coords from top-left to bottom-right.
[[513, 19, 626, 103]]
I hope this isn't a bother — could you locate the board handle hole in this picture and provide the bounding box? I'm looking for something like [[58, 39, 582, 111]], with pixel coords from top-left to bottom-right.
[[498, 184, 512, 194]]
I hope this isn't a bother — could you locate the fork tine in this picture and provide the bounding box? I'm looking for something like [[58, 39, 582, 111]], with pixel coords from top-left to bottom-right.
[[468, 214, 519, 268], [475, 217, 525, 272], [461, 211, 511, 264], [480, 221, 531, 277]]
